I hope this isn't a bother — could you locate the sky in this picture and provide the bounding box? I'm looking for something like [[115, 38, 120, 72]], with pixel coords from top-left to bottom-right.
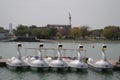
[[0, 0, 120, 29]]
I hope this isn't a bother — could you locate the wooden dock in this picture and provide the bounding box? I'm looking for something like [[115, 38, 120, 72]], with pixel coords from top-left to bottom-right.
[[110, 60, 120, 70], [0, 58, 7, 67]]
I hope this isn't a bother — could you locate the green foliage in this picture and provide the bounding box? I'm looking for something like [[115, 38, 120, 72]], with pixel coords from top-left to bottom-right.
[[48, 28, 57, 37], [0, 27, 4, 30], [79, 26, 89, 39], [31, 28, 40, 37], [15, 24, 30, 36], [0, 27, 4, 32], [70, 28, 80, 39], [1, 24, 120, 40], [0, 27, 9, 35], [29, 27, 57, 39], [90, 29, 103, 39], [102, 26, 120, 40]]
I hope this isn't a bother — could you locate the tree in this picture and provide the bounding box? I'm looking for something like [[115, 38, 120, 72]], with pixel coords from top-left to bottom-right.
[[90, 29, 103, 39], [79, 26, 90, 39], [0, 27, 4, 30], [56, 32, 62, 39], [47, 28, 57, 37], [15, 24, 30, 36], [29, 25, 37, 29], [102, 26, 120, 40], [70, 28, 80, 39], [31, 28, 41, 37], [31, 28, 57, 39], [0, 27, 4, 32]]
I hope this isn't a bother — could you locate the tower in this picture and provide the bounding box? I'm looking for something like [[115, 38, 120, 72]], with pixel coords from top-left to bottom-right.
[[9, 23, 13, 35], [9, 23, 15, 38], [69, 12, 71, 26]]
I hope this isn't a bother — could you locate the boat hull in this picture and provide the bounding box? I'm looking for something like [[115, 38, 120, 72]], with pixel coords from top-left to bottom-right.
[[88, 63, 112, 72], [30, 66, 49, 71], [6, 64, 28, 70], [69, 67, 87, 72], [110, 60, 120, 70], [50, 67, 68, 71]]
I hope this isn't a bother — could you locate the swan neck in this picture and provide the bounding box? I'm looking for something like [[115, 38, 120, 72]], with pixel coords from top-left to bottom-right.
[[38, 48, 43, 60], [102, 49, 107, 61], [58, 48, 62, 60], [17, 47, 21, 60], [78, 49, 82, 61]]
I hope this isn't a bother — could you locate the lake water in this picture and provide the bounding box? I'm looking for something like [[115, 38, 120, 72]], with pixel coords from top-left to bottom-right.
[[0, 41, 120, 80]]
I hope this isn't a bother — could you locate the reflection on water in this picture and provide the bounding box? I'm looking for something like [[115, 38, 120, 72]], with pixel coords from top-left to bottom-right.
[[88, 69, 114, 80], [0, 67, 120, 80]]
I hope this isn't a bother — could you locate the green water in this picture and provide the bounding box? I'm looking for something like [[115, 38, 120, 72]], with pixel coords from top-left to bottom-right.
[[0, 67, 119, 80], [0, 42, 120, 80]]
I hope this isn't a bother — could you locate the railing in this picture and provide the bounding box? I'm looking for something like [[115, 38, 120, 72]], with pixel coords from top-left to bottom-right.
[[24, 48, 87, 58]]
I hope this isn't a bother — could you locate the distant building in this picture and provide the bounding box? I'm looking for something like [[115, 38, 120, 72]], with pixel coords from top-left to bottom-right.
[[47, 24, 71, 35], [0, 31, 9, 40]]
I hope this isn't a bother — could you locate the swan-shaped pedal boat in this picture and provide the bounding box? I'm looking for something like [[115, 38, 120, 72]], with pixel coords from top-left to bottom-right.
[[68, 44, 88, 71], [49, 43, 68, 71], [28, 43, 49, 71], [6, 42, 28, 70], [87, 43, 113, 71]]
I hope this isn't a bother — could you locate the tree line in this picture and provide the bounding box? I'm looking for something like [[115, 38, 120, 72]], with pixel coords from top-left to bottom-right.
[[1, 25, 120, 40]]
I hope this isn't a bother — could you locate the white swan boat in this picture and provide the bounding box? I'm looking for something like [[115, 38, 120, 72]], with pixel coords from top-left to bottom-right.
[[49, 43, 68, 71], [6, 42, 28, 70], [28, 43, 49, 71], [87, 43, 113, 71], [68, 44, 88, 71]]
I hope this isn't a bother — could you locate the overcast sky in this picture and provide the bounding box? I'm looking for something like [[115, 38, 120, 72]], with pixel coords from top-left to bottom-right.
[[0, 0, 120, 29]]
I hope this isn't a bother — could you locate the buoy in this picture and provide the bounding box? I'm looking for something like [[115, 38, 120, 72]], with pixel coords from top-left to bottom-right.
[[92, 45, 95, 48]]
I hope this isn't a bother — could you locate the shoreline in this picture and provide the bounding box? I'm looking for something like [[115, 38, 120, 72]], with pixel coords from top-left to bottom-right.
[[1, 39, 120, 43], [1, 37, 120, 43]]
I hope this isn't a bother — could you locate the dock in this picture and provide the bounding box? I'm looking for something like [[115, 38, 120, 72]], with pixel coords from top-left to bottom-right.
[[110, 60, 120, 70], [0, 58, 7, 67]]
